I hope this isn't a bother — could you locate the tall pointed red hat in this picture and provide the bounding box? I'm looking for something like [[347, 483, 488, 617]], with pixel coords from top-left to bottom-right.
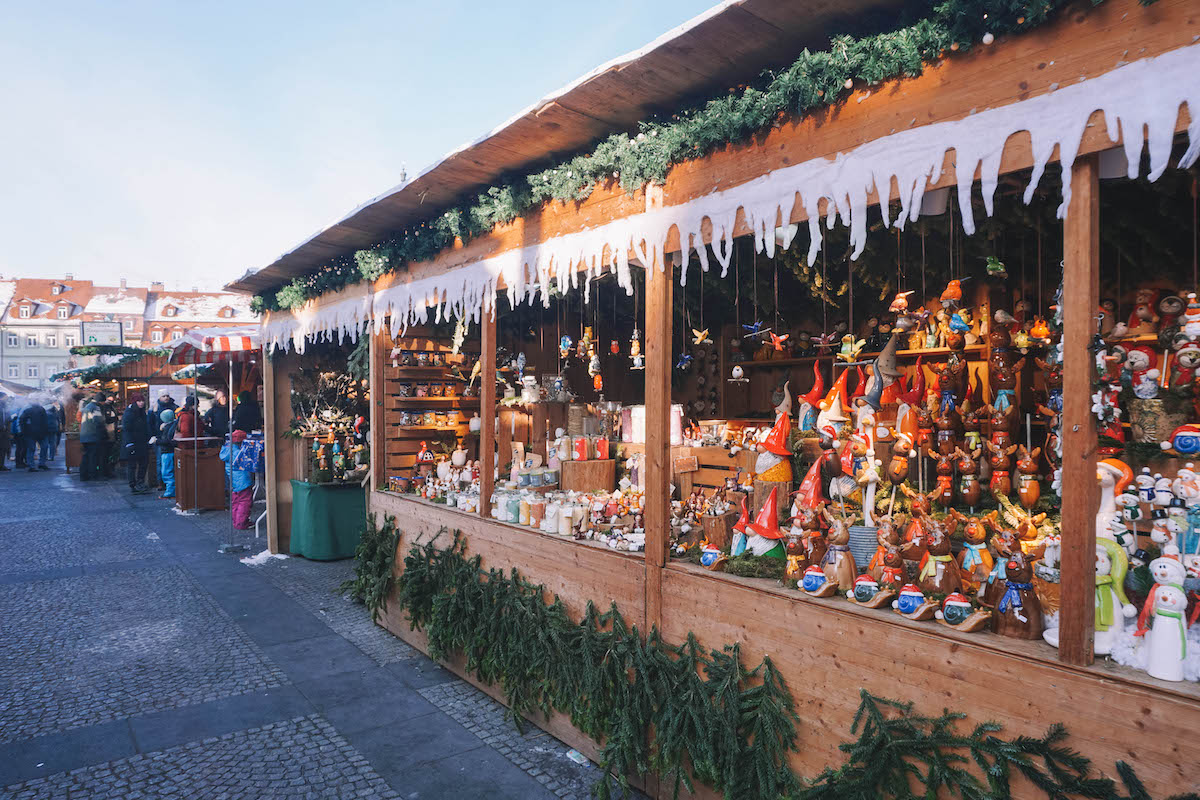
[[732, 496, 750, 535], [760, 411, 792, 457], [801, 361, 825, 407], [898, 358, 925, 406], [746, 487, 784, 540], [850, 365, 867, 403], [821, 369, 850, 410]]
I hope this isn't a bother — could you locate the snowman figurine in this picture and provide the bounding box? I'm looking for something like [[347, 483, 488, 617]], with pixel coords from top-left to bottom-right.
[[1136, 467, 1157, 504], [1144, 580, 1189, 682]]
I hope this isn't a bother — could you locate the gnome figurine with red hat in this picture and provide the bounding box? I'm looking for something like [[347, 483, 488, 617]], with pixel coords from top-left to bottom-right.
[[755, 383, 794, 483], [745, 487, 786, 559]]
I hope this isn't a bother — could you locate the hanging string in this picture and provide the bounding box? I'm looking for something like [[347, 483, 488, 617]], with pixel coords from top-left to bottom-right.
[[921, 226, 927, 309], [822, 235, 828, 335], [773, 259, 779, 333], [1036, 216, 1043, 313], [847, 255, 854, 341], [1192, 174, 1198, 289], [700, 262, 705, 333], [734, 242, 741, 331]]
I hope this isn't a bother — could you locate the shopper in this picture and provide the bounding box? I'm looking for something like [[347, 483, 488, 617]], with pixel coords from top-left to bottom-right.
[[121, 392, 151, 493], [149, 390, 177, 441], [0, 392, 9, 472], [231, 390, 263, 434], [100, 393, 118, 477], [19, 400, 49, 472], [204, 390, 229, 439], [220, 429, 254, 529], [44, 400, 60, 462], [176, 395, 203, 438], [79, 393, 107, 481], [157, 408, 178, 499], [12, 407, 25, 468]]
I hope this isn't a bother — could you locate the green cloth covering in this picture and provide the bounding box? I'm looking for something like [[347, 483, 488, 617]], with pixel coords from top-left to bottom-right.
[[289, 479, 366, 561]]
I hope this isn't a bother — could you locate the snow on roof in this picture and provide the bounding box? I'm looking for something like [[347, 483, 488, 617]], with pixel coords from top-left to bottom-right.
[[145, 291, 252, 322], [0, 281, 16, 316], [85, 286, 148, 316]]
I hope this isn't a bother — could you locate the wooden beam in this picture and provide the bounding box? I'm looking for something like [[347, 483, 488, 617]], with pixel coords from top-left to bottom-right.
[[263, 351, 280, 554], [644, 257, 673, 634], [479, 309, 497, 518], [1058, 153, 1101, 666], [369, 327, 386, 491]]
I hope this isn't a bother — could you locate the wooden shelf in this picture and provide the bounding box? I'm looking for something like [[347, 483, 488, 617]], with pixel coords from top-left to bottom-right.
[[387, 366, 469, 378], [390, 397, 480, 405], [736, 343, 987, 369]]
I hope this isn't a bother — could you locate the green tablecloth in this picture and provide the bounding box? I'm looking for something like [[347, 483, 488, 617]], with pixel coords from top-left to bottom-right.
[[289, 480, 366, 560]]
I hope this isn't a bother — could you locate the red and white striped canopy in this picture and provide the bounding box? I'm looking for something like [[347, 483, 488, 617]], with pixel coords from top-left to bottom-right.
[[165, 326, 262, 365]]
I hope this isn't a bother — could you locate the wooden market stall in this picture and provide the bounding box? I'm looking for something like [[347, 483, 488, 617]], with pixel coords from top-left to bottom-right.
[[230, 2, 1200, 796]]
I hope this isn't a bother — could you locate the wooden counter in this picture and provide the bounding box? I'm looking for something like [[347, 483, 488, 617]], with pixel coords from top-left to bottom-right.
[[371, 490, 1200, 799]]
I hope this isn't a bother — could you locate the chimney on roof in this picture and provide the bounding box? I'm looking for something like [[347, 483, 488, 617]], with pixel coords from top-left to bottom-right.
[[150, 281, 164, 291], [191, 286, 198, 293], [119, 277, 127, 290], [65, 273, 73, 280]]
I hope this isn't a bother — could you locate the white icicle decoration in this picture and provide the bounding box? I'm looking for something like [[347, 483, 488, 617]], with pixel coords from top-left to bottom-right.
[[261, 43, 1200, 352]]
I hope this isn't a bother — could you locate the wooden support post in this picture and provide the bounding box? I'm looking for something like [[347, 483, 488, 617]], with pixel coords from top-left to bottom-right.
[[1059, 154, 1101, 666], [369, 326, 387, 491], [263, 351, 280, 554], [644, 258, 673, 633], [480, 308, 497, 519]]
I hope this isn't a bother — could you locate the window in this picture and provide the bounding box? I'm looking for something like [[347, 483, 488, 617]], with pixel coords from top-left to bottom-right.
[[51, 284, 61, 295], [19, 305, 30, 318], [57, 306, 69, 320], [64, 333, 77, 348], [26, 334, 37, 348], [26, 364, 38, 379], [6, 364, 16, 379], [151, 329, 163, 343], [163, 306, 176, 317], [124, 319, 134, 330], [5, 333, 16, 348], [46, 334, 57, 349]]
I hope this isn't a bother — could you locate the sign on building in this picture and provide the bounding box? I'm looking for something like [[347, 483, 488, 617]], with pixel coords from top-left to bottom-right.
[[81, 321, 124, 346]]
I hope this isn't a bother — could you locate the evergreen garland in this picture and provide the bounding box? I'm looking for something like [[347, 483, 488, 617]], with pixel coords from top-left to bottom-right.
[[395, 530, 801, 799], [386, 527, 1194, 800], [253, 0, 1157, 315], [339, 513, 401, 621]]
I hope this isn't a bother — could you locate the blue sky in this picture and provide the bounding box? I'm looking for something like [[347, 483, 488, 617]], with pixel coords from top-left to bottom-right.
[[0, 0, 715, 291]]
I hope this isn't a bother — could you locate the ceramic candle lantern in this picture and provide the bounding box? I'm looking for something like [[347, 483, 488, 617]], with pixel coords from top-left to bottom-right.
[[573, 437, 590, 461]]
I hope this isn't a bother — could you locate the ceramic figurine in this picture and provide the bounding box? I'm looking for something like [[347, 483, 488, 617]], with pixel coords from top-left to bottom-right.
[[820, 507, 857, 593], [800, 507, 828, 569], [874, 544, 907, 595], [940, 278, 965, 309], [889, 290, 914, 314], [745, 488, 786, 558], [1096, 458, 1135, 549], [947, 509, 995, 593], [912, 510, 961, 596], [795, 361, 824, 431], [1013, 445, 1042, 509], [1150, 511, 1184, 556], [985, 441, 1018, 501], [559, 335, 573, 359], [979, 522, 1019, 607], [1142, 570, 1189, 682], [935, 591, 992, 631], [857, 458, 883, 526], [953, 447, 983, 510], [892, 584, 939, 620], [1045, 538, 1135, 655], [886, 431, 915, 486], [755, 383, 794, 483], [992, 549, 1043, 640], [730, 496, 750, 557], [926, 447, 956, 509], [816, 370, 850, 433], [847, 574, 880, 604], [837, 334, 866, 362], [691, 327, 711, 345], [868, 516, 901, 574], [801, 565, 832, 596]]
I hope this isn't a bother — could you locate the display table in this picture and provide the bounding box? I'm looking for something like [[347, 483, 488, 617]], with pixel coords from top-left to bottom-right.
[[175, 438, 227, 511], [289, 480, 366, 560]]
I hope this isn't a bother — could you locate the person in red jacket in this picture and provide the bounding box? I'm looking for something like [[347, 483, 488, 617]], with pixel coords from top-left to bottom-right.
[[175, 396, 204, 439]]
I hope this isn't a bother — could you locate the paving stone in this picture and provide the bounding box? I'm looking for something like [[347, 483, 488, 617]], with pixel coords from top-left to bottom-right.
[[1, 715, 398, 799], [0, 565, 288, 741]]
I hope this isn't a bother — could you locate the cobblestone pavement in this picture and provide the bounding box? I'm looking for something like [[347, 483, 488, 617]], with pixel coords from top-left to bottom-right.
[[2, 716, 398, 800], [0, 455, 628, 799]]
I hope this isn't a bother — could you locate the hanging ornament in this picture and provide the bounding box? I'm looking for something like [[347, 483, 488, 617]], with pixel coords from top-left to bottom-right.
[[692, 327, 712, 345], [610, 339, 620, 355], [630, 328, 644, 370], [985, 256, 1008, 278], [588, 344, 603, 392], [676, 353, 694, 371], [982, 32, 994, 45], [742, 320, 769, 339], [559, 335, 573, 359], [578, 325, 593, 359], [729, 364, 747, 383], [770, 332, 790, 351]]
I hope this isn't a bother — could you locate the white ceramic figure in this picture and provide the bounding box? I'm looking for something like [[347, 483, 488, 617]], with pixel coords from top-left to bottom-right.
[[1150, 513, 1184, 555], [1174, 463, 1200, 503], [1145, 582, 1189, 682], [1153, 474, 1175, 508], [857, 458, 882, 526], [1095, 460, 1133, 546], [451, 445, 468, 468], [1136, 467, 1157, 504]]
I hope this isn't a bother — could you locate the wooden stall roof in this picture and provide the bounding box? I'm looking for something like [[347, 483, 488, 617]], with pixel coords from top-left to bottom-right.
[[224, 0, 905, 295]]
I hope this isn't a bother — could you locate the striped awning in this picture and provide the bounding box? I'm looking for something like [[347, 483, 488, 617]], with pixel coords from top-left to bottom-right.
[[165, 326, 261, 365]]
